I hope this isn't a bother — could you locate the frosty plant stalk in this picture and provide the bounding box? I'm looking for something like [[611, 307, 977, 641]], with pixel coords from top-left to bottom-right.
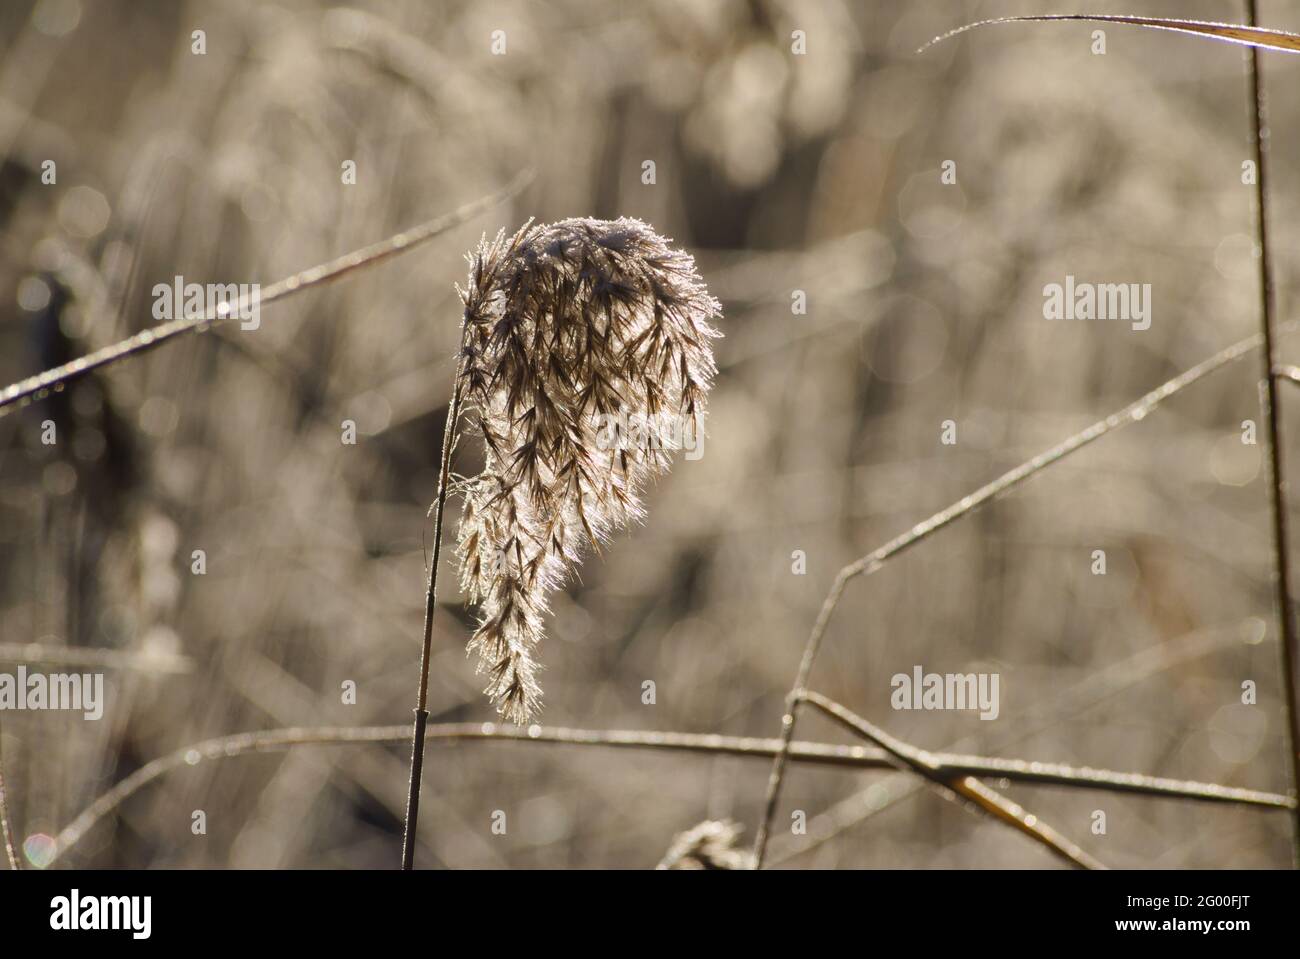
[[402, 217, 722, 868]]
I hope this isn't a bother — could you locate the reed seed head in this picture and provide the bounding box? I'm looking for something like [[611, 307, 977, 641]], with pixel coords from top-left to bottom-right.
[[657, 819, 753, 870], [454, 217, 722, 723]]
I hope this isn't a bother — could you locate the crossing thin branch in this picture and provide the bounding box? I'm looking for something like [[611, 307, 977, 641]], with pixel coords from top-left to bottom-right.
[[0, 170, 533, 417], [798, 691, 1104, 869], [46, 720, 1291, 866], [752, 323, 1295, 867]]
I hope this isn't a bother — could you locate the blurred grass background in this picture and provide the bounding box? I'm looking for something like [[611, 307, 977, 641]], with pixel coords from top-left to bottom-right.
[[1, 0, 1299, 868]]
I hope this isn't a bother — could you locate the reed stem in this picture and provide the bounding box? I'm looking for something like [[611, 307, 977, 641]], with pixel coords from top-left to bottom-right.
[[401, 362, 465, 870], [1244, 0, 1300, 867]]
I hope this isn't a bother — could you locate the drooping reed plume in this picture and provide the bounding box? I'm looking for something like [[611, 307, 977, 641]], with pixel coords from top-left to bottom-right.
[[453, 218, 722, 723], [403, 214, 720, 867]]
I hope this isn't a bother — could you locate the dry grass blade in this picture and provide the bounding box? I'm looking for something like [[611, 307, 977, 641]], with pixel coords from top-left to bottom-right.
[[771, 620, 1264, 865], [0, 170, 534, 417], [799, 692, 1106, 870], [0, 643, 192, 675], [919, 15, 1300, 55], [47, 720, 1289, 866], [828, 327, 1282, 584], [917, 753, 1287, 807], [752, 324, 1292, 868]]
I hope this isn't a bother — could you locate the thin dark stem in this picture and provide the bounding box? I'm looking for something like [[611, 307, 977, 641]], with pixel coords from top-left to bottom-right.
[[751, 324, 1291, 868], [752, 569, 850, 867], [0, 170, 532, 417], [1245, 0, 1300, 867], [401, 365, 466, 870], [799, 692, 1104, 869], [0, 734, 20, 870]]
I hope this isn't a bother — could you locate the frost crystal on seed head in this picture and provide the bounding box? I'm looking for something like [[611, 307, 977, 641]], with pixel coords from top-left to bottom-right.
[[454, 217, 721, 723]]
